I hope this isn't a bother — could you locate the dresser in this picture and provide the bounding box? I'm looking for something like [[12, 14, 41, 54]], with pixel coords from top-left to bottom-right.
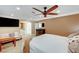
[[36, 29, 45, 36]]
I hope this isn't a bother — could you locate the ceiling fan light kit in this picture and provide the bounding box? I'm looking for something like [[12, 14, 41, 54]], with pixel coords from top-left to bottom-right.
[[33, 5, 59, 17]]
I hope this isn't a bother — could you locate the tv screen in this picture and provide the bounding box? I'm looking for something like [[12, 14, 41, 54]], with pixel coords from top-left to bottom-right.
[[0, 17, 19, 27]]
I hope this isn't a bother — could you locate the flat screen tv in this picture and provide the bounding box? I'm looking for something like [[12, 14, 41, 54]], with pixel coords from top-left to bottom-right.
[[0, 17, 19, 27]]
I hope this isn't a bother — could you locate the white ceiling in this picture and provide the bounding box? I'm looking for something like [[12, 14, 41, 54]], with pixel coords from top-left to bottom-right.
[[0, 5, 79, 21]]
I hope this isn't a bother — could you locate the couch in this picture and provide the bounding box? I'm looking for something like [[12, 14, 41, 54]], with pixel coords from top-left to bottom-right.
[[0, 32, 22, 40]]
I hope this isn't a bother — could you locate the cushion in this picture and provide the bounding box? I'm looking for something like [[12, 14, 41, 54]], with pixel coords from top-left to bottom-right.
[[9, 33, 15, 37], [0, 32, 20, 38], [0, 33, 9, 38], [69, 39, 79, 53], [68, 34, 79, 53]]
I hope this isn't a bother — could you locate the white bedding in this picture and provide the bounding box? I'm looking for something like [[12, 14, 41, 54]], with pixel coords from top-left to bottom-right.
[[30, 34, 69, 53]]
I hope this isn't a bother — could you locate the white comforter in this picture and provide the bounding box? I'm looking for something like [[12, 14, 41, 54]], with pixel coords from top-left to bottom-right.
[[30, 34, 69, 53]]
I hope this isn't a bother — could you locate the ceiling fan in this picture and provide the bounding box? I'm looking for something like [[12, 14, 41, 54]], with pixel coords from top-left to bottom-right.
[[32, 5, 59, 17]]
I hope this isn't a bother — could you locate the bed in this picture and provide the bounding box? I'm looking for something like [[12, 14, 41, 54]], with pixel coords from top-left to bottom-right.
[[30, 34, 69, 53], [23, 34, 69, 53]]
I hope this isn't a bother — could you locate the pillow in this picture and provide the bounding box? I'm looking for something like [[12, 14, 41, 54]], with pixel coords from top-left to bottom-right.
[[68, 32, 79, 38], [0, 33, 9, 37], [68, 39, 79, 53], [0, 32, 20, 38], [68, 35, 79, 44], [9, 33, 15, 37], [68, 32, 79, 42]]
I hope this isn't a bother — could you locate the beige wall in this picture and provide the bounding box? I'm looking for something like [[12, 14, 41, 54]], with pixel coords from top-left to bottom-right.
[[36, 14, 79, 36], [0, 27, 20, 34]]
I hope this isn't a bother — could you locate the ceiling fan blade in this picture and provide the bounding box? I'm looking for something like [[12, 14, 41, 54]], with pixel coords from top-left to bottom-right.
[[48, 13, 58, 15], [33, 7, 43, 14], [32, 11, 36, 14], [32, 12, 41, 15], [35, 14, 42, 15], [47, 5, 58, 14]]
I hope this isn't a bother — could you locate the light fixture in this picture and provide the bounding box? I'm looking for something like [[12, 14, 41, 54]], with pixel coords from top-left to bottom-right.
[[16, 7, 20, 10]]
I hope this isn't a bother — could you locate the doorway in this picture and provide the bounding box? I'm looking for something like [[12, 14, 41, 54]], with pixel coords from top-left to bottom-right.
[[25, 21, 32, 35], [20, 21, 32, 37]]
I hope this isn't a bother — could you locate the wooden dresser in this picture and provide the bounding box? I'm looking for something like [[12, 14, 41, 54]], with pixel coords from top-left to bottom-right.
[[36, 29, 45, 36]]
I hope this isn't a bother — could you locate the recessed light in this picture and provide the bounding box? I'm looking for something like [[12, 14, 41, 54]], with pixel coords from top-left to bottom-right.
[[16, 7, 20, 10]]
